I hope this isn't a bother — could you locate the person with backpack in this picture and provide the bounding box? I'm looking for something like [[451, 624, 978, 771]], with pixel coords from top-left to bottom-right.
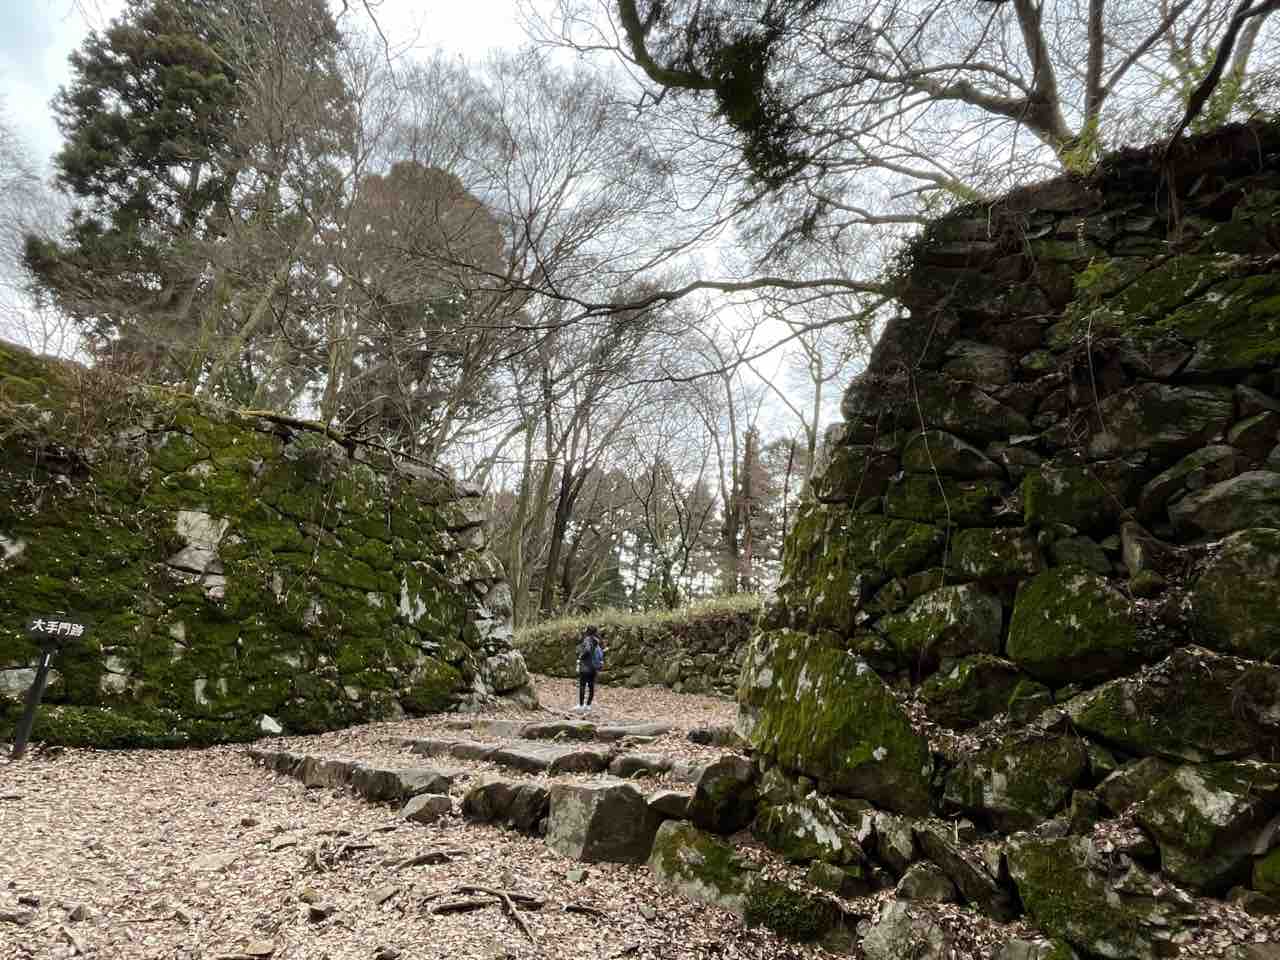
[[575, 625, 604, 711]]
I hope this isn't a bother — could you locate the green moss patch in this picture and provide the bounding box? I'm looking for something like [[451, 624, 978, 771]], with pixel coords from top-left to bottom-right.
[[0, 342, 501, 747], [1007, 567, 1139, 685], [944, 731, 1088, 831], [1068, 646, 1280, 762], [744, 882, 842, 942], [738, 630, 932, 815]]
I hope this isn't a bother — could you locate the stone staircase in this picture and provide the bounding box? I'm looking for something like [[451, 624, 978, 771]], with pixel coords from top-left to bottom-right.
[[245, 720, 1084, 959]]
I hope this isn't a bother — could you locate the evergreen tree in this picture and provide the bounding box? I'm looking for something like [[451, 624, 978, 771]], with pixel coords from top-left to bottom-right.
[[25, 0, 346, 395]]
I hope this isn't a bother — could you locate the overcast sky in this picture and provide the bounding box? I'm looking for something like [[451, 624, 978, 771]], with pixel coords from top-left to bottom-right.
[[0, 0, 538, 172]]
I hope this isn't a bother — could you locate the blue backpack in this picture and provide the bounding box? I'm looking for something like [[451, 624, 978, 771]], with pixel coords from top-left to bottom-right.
[[577, 635, 603, 672]]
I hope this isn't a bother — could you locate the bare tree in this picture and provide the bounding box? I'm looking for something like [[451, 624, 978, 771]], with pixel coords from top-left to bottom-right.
[[0, 105, 78, 356], [536, 0, 1279, 263]]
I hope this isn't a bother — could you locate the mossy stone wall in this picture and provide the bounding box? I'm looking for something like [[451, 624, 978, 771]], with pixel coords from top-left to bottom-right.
[[516, 603, 759, 696], [0, 344, 533, 746], [738, 121, 1280, 956]]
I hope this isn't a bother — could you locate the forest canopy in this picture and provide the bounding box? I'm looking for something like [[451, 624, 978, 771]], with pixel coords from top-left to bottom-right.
[[4, 0, 1278, 623]]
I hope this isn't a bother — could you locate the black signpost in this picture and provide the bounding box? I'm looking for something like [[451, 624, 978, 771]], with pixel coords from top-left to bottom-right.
[[10, 617, 87, 760]]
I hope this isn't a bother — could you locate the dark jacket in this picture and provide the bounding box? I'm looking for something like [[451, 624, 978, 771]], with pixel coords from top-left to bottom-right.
[[577, 634, 603, 673]]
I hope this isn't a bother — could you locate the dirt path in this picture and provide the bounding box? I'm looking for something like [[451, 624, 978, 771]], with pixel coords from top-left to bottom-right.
[[0, 677, 820, 960]]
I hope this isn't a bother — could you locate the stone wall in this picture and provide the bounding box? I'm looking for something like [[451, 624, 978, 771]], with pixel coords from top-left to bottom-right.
[[517, 601, 759, 696], [737, 120, 1280, 955], [0, 341, 534, 746]]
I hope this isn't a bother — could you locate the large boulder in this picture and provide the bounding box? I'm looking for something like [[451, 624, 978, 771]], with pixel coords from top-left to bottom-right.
[[1171, 471, 1280, 538], [1191, 527, 1280, 660], [895, 862, 957, 903], [944, 731, 1088, 832], [1089, 383, 1234, 464], [507, 784, 551, 833], [1007, 835, 1191, 959], [649, 812, 849, 943], [911, 375, 1031, 445], [1006, 568, 1140, 685], [1022, 463, 1127, 534], [901, 429, 1004, 478], [647, 820, 752, 916], [885, 475, 1007, 526], [1230, 410, 1280, 460], [687, 756, 758, 834], [920, 655, 1048, 729], [942, 341, 1016, 386], [812, 444, 898, 504], [1138, 445, 1239, 518], [871, 812, 918, 876], [950, 527, 1044, 580], [647, 789, 693, 820], [859, 901, 953, 960], [877, 584, 1003, 668], [1134, 760, 1280, 892], [482, 651, 530, 695], [738, 630, 932, 815], [1068, 647, 1280, 762], [546, 781, 662, 863], [1097, 758, 1175, 815], [752, 796, 869, 868], [912, 820, 1017, 920]]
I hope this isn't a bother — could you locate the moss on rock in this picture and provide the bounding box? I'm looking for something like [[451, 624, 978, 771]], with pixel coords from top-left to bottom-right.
[[737, 630, 932, 815], [1006, 567, 1139, 685], [751, 796, 868, 866], [1191, 528, 1280, 660], [647, 820, 753, 916], [777, 506, 943, 632], [1006, 835, 1186, 960], [1090, 383, 1235, 464], [944, 731, 1089, 831], [1134, 760, 1280, 893], [1022, 464, 1124, 534], [901, 430, 1003, 479], [1255, 846, 1280, 896], [920, 655, 1045, 729], [911, 375, 1031, 444], [877, 584, 1003, 670], [951, 526, 1043, 580], [1067, 646, 1280, 762], [811, 444, 898, 504], [743, 882, 842, 942], [884, 475, 1007, 526], [0, 341, 523, 747]]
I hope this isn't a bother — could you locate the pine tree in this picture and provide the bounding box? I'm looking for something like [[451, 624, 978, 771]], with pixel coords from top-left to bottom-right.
[[25, 0, 346, 394]]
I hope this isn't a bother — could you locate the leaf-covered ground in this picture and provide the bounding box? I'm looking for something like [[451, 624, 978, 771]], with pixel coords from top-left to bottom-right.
[[3, 676, 1276, 959], [0, 677, 808, 960]]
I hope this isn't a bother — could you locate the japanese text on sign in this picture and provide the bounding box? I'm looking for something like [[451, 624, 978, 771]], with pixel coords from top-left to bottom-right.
[[28, 618, 86, 638]]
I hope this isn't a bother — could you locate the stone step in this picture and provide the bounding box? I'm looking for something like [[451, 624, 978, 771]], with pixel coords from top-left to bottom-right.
[[246, 749, 458, 821], [401, 736, 703, 782], [446, 717, 675, 743], [489, 741, 612, 775], [461, 773, 693, 853]]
